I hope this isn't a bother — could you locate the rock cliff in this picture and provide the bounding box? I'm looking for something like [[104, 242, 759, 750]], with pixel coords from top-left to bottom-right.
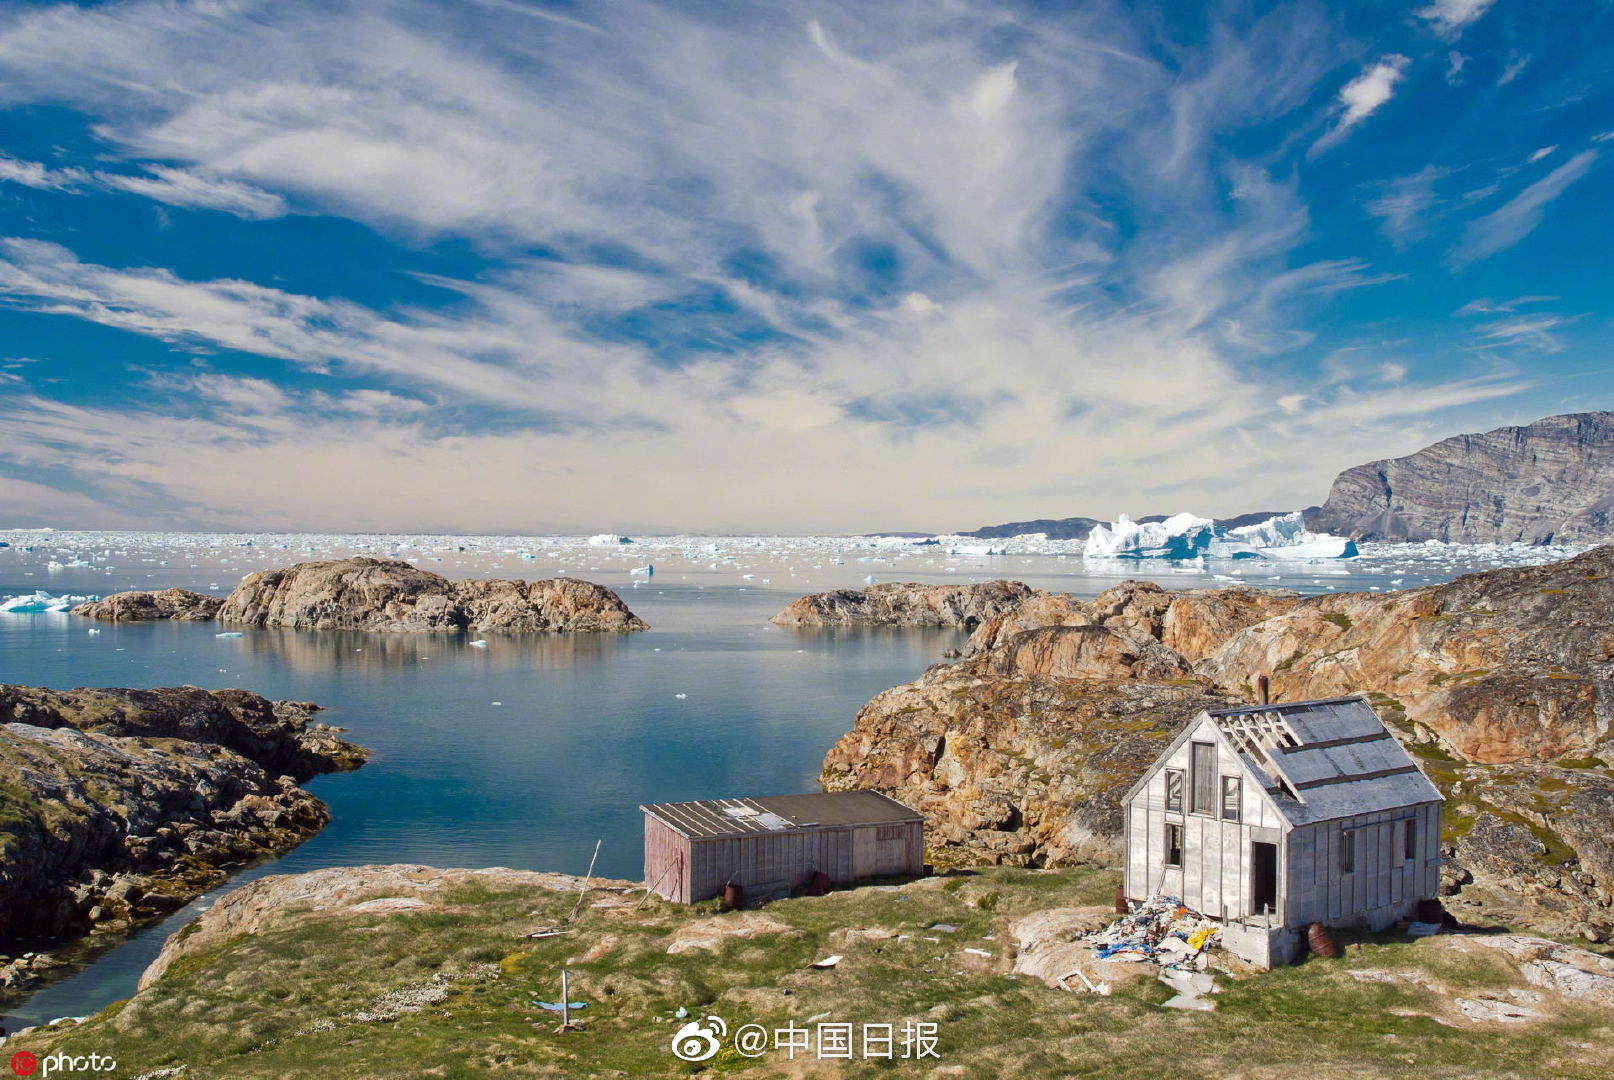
[[1312, 411, 1614, 543], [0, 685, 366, 945], [215, 557, 647, 633], [826, 549, 1614, 938], [70, 589, 222, 621], [770, 580, 1036, 628]]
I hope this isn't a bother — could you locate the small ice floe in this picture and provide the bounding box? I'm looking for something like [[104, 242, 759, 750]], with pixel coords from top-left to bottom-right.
[[630, 564, 653, 576], [491, 701, 503, 707], [87, 628, 100, 635], [215, 632, 244, 639], [1, 591, 96, 613], [674, 693, 687, 699], [468, 639, 488, 648]]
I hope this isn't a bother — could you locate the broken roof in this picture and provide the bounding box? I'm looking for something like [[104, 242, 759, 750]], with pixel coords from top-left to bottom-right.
[[1208, 696, 1442, 825], [640, 790, 923, 840]]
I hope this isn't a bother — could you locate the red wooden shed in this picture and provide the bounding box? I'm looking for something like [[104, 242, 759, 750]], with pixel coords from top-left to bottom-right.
[[641, 790, 925, 904]]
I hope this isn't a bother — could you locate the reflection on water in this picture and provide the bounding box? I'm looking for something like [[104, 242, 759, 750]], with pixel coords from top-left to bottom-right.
[[235, 625, 628, 674]]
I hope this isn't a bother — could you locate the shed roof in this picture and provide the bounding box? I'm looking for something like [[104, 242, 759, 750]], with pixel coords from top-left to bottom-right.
[[1206, 696, 1442, 825], [641, 790, 923, 840]]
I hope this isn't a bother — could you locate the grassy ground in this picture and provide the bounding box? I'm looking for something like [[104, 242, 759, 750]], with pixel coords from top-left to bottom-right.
[[9, 867, 1611, 1079]]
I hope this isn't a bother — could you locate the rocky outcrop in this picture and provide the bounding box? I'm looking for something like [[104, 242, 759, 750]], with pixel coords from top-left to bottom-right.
[[0, 685, 366, 945], [69, 589, 222, 621], [1312, 411, 1614, 543], [770, 580, 1036, 629], [827, 548, 1614, 937], [215, 557, 647, 633], [822, 645, 1238, 866], [1195, 545, 1614, 764]]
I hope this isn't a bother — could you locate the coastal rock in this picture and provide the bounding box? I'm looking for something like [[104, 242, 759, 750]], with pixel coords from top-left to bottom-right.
[[1195, 545, 1614, 763], [216, 557, 647, 633], [69, 589, 222, 622], [964, 592, 1093, 653], [822, 658, 1238, 867], [0, 685, 366, 942], [771, 580, 1036, 629], [1311, 411, 1614, 543]]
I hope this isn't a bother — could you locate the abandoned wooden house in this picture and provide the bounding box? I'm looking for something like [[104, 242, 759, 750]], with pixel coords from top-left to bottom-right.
[[640, 790, 925, 904], [1122, 695, 1444, 967]]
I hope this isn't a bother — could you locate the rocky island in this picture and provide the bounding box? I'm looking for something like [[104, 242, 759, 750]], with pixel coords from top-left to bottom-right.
[[0, 685, 366, 973], [825, 549, 1614, 942], [770, 580, 1036, 628], [72, 557, 648, 633]]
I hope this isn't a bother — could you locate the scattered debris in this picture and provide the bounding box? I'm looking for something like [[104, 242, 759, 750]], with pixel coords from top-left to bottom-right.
[[1084, 895, 1220, 971], [811, 954, 843, 969], [1406, 921, 1443, 936], [532, 1000, 588, 1012], [929, 923, 960, 933], [963, 947, 993, 957], [1159, 970, 1218, 1011]]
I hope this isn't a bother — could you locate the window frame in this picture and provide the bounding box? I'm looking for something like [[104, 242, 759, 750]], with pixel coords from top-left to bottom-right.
[[1165, 823, 1183, 868], [1164, 768, 1185, 813], [1340, 829, 1355, 874], [1403, 817, 1417, 862], [1189, 741, 1217, 815], [1220, 775, 1242, 822]]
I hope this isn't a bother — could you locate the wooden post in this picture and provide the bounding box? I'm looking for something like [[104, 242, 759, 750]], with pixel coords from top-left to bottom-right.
[[561, 969, 570, 1029]]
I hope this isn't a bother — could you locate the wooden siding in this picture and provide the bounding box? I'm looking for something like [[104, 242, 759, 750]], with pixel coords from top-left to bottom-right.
[[1284, 800, 1441, 928], [645, 815, 924, 903]]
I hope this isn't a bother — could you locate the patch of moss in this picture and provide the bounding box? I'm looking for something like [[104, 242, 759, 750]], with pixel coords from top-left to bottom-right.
[[1321, 612, 1353, 631]]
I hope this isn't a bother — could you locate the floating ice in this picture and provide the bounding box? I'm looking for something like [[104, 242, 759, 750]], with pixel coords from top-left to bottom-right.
[[586, 534, 633, 546], [215, 631, 244, 639], [0, 591, 96, 613], [468, 639, 488, 648], [1085, 513, 1215, 559], [630, 564, 654, 576], [1218, 511, 1358, 561]]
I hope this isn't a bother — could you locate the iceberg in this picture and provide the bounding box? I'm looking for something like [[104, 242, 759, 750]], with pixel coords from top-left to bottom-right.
[[1084, 513, 1215, 559], [587, 534, 634, 546], [630, 564, 654, 576], [1220, 511, 1358, 561], [0, 591, 96, 613]]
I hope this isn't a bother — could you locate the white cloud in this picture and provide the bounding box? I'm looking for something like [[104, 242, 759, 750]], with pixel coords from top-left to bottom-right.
[[1452, 151, 1598, 266], [1365, 166, 1447, 246], [1310, 55, 1410, 157], [0, 153, 86, 190], [1416, 0, 1496, 40], [0, 0, 1547, 531], [96, 165, 286, 219], [1526, 145, 1557, 164]]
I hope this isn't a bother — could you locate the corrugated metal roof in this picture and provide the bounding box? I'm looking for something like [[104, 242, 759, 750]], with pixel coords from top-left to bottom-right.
[[641, 790, 922, 840], [1210, 696, 1441, 824]]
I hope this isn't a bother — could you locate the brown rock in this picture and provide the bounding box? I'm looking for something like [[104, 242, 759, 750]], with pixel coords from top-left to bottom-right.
[[216, 557, 646, 633], [71, 588, 222, 622], [770, 580, 1036, 629]]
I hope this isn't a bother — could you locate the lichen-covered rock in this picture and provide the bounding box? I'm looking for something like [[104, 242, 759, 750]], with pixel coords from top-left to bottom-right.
[[217, 557, 646, 633], [0, 685, 366, 943], [965, 592, 1093, 653], [770, 580, 1036, 629], [1312, 411, 1614, 543], [822, 658, 1238, 867], [1195, 545, 1614, 764], [70, 588, 222, 622]]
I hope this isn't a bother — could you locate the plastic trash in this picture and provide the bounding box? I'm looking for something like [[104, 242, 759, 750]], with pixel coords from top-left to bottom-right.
[[532, 1000, 588, 1011]]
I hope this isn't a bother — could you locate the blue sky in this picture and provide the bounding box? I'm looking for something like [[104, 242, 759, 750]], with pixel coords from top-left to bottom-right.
[[0, 0, 1610, 534]]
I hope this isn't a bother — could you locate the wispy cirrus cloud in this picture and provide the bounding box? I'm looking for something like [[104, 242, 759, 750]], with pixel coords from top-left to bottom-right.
[[1416, 0, 1496, 41], [0, 152, 285, 218], [0, 0, 1569, 531], [1451, 150, 1598, 266]]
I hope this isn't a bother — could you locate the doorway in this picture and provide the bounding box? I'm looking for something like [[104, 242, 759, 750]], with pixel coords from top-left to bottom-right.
[[1250, 841, 1278, 917]]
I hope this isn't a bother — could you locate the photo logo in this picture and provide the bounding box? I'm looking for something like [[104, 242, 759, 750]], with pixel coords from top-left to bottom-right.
[[9, 1053, 37, 1078], [7, 1052, 115, 1077], [669, 1015, 727, 1062]]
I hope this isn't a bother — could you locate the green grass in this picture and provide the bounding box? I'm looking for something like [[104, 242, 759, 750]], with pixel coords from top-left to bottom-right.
[[10, 866, 1612, 1078]]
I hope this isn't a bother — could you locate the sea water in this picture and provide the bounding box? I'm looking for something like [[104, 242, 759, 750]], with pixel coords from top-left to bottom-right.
[[0, 531, 1579, 1028]]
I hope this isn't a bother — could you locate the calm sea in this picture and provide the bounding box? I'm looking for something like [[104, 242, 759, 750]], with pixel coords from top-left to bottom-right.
[[0, 532, 1551, 1027]]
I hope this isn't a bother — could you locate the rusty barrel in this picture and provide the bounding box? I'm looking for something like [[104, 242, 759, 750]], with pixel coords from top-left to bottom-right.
[[806, 871, 832, 897], [1416, 898, 1444, 924], [1307, 922, 1340, 958], [722, 882, 744, 911]]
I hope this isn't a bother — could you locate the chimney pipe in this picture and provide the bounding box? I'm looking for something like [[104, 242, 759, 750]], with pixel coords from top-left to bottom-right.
[[1257, 675, 1271, 706]]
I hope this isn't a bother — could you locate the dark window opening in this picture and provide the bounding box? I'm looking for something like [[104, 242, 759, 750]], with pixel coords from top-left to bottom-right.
[[1164, 769, 1184, 812], [1340, 829, 1355, 873], [1404, 818, 1417, 861], [1190, 741, 1216, 814], [1220, 776, 1241, 821], [1165, 824, 1183, 867]]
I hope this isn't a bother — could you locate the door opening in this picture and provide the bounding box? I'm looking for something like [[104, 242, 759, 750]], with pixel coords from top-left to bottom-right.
[[1251, 841, 1278, 917]]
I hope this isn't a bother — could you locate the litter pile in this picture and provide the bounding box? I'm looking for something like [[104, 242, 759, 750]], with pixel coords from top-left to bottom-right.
[[1084, 895, 1220, 971]]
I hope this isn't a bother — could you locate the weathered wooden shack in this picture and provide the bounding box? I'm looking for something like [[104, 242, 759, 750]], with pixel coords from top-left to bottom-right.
[[641, 790, 925, 904], [1122, 696, 1443, 967]]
